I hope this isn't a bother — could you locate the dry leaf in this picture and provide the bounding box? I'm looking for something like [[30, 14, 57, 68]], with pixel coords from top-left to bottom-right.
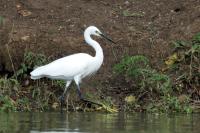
[[125, 95, 136, 104], [16, 3, 32, 17], [165, 53, 178, 66], [18, 10, 32, 17]]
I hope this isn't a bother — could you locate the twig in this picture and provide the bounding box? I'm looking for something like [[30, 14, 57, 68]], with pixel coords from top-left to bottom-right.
[[111, 44, 118, 61], [189, 53, 193, 78], [5, 23, 16, 78]]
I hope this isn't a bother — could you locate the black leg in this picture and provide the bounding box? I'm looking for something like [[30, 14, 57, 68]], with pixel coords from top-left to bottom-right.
[[59, 94, 65, 113], [77, 85, 83, 100], [76, 84, 102, 107], [60, 81, 72, 113]]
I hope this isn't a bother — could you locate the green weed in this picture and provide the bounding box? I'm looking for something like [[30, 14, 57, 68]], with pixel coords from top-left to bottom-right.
[[0, 51, 54, 111], [16, 97, 30, 111], [114, 55, 171, 95], [113, 55, 193, 113], [0, 77, 19, 111], [53, 80, 66, 89], [0, 95, 16, 112], [0, 77, 19, 95], [30, 85, 56, 111], [170, 33, 200, 96], [14, 51, 48, 79], [161, 95, 192, 113], [113, 44, 198, 113]]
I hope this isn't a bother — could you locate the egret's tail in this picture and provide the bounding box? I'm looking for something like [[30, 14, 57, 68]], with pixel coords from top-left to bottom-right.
[[30, 66, 44, 79]]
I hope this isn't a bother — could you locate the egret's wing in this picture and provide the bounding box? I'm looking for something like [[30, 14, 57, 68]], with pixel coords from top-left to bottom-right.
[[31, 53, 92, 79]]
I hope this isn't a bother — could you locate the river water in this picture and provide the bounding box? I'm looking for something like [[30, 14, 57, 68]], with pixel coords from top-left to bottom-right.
[[0, 112, 199, 133]]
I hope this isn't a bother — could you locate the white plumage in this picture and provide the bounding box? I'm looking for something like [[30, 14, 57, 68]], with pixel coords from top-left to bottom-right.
[[31, 53, 96, 80], [30, 26, 114, 104]]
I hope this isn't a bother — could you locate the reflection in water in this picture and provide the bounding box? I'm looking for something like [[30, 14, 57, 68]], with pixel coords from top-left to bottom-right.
[[0, 112, 199, 133], [30, 131, 87, 133]]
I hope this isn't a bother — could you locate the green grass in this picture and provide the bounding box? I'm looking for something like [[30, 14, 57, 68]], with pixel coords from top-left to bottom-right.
[[114, 55, 171, 95], [113, 54, 192, 113]]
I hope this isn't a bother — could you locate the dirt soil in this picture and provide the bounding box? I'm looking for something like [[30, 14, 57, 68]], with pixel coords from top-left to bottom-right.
[[0, 0, 200, 105]]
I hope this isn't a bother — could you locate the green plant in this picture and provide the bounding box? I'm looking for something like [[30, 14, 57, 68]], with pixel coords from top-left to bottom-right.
[[114, 55, 150, 75], [144, 95, 192, 113], [114, 55, 171, 95], [0, 95, 16, 112], [193, 32, 200, 43], [0, 77, 19, 95], [14, 51, 48, 79], [161, 95, 192, 113], [53, 80, 66, 88], [16, 97, 30, 111], [170, 33, 200, 94], [0, 77, 18, 112]]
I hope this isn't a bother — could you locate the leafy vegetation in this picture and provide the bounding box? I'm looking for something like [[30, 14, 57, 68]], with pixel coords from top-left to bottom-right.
[[0, 33, 199, 113], [112, 32, 200, 113], [0, 51, 54, 112], [114, 55, 167, 112], [0, 77, 18, 112], [113, 54, 193, 113], [14, 51, 48, 79], [169, 33, 200, 94], [0, 95, 16, 112], [114, 55, 171, 95]]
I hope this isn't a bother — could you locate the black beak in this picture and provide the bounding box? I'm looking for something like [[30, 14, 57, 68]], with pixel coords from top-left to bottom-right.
[[100, 33, 116, 44]]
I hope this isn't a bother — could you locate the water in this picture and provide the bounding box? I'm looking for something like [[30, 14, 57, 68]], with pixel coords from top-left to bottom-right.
[[0, 112, 199, 133]]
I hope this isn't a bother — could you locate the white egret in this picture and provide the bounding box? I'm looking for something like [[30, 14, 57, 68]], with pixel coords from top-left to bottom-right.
[[30, 26, 115, 109]]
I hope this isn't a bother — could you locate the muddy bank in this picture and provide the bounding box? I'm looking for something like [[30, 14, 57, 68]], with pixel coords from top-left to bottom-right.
[[0, 0, 200, 112]]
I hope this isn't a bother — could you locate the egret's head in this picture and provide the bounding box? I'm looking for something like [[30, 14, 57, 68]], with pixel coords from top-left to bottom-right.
[[87, 26, 102, 37], [85, 26, 116, 44]]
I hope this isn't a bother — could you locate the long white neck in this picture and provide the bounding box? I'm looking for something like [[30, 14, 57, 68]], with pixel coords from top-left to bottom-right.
[[84, 31, 104, 66]]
